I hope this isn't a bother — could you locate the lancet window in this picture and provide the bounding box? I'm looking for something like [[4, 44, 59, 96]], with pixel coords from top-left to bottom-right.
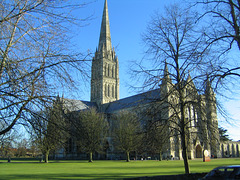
[[108, 84, 110, 97], [109, 65, 112, 77], [112, 85, 114, 97], [105, 84, 107, 96], [112, 66, 115, 78], [108, 64, 110, 77]]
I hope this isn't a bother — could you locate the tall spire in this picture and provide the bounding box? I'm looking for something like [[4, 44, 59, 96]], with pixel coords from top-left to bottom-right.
[[98, 0, 112, 51], [91, 0, 119, 105]]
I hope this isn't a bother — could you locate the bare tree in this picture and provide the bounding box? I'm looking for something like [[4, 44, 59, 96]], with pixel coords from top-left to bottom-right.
[[0, 127, 18, 158], [194, 0, 240, 51], [191, 0, 240, 81], [133, 4, 213, 174], [112, 110, 143, 162], [0, 0, 90, 136], [75, 108, 108, 162]]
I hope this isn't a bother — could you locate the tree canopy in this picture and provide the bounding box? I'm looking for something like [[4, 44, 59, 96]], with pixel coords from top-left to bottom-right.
[[112, 110, 143, 162], [75, 108, 108, 162]]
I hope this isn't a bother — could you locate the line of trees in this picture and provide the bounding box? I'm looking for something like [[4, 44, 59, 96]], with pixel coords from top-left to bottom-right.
[[1, 101, 234, 163], [0, 138, 40, 158], [27, 104, 171, 163]]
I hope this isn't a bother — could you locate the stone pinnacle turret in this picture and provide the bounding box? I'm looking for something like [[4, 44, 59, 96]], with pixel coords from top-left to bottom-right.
[[162, 62, 172, 86]]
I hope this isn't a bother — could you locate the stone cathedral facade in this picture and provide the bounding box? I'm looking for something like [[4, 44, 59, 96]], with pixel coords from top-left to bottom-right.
[[56, 0, 240, 160]]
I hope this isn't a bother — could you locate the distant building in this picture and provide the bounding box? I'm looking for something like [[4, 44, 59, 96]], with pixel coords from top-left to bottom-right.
[[55, 0, 239, 160]]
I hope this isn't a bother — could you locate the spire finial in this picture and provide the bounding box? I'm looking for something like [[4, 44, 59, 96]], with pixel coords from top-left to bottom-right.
[[205, 77, 214, 95], [98, 0, 112, 51], [162, 61, 172, 85], [164, 61, 170, 79]]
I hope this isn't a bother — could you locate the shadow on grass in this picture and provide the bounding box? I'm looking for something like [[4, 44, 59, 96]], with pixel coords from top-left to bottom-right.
[[0, 173, 208, 180], [126, 173, 207, 180], [0, 160, 93, 164], [0, 172, 162, 180]]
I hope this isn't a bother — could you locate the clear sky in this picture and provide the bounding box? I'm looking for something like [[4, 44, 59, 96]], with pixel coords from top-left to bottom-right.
[[69, 0, 240, 141], [73, 0, 176, 99]]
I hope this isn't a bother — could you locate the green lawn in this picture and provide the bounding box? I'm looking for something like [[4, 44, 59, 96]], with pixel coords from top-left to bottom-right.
[[0, 158, 239, 179]]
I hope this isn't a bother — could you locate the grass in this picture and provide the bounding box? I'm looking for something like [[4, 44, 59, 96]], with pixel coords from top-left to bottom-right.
[[0, 158, 239, 179]]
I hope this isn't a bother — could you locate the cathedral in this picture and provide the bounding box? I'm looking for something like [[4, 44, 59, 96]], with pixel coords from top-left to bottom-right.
[[56, 0, 240, 160]]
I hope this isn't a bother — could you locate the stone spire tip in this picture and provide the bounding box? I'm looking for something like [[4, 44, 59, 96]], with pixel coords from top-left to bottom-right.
[[98, 0, 112, 51]]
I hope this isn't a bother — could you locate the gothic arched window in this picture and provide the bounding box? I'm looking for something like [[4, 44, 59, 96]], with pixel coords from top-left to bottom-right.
[[109, 65, 112, 77], [108, 64, 110, 77], [112, 85, 114, 97], [103, 64, 105, 76], [115, 85, 118, 98], [105, 84, 107, 96], [108, 84, 110, 97], [105, 64, 107, 76], [112, 66, 115, 78]]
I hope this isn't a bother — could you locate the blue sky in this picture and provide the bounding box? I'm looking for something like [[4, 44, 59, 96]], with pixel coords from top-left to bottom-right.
[[69, 0, 240, 141], [73, 0, 176, 99]]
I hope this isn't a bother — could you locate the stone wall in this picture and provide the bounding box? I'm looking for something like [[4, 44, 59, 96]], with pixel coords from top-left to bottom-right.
[[220, 141, 240, 158]]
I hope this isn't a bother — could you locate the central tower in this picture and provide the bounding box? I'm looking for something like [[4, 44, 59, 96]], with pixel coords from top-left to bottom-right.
[[91, 0, 119, 105]]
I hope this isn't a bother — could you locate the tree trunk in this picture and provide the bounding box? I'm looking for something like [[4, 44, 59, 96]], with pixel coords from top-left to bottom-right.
[[126, 151, 130, 162], [179, 87, 190, 174], [44, 150, 49, 163], [229, 0, 240, 51], [181, 130, 190, 174], [135, 151, 138, 160], [89, 152, 93, 162], [159, 151, 162, 161]]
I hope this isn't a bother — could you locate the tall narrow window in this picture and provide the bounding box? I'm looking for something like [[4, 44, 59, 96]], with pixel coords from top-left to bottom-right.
[[103, 64, 105, 76], [112, 85, 114, 97], [109, 65, 112, 77], [105, 84, 107, 96], [105, 64, 107, 76], [112, 66, 115, 78]]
